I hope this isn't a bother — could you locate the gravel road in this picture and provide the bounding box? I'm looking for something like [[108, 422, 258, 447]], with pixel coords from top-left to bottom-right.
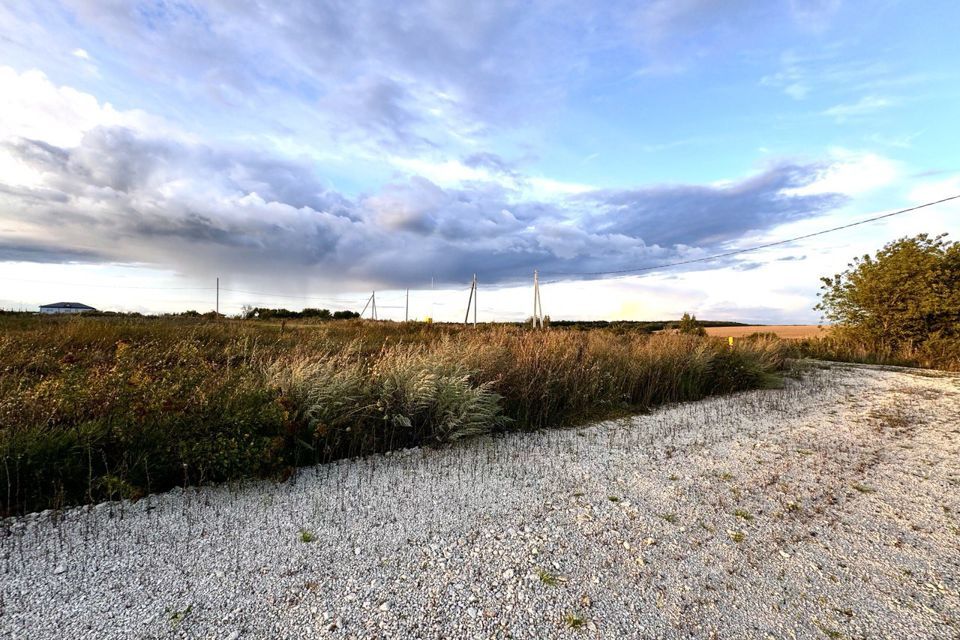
[[2, 363, 959, 639]]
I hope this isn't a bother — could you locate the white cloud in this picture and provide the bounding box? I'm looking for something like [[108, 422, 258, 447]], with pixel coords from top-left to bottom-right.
[[0, 66, 171, 148], [821, 95, 894, 121], [71, 48, 90, 60], [783, 150, 898, 197]]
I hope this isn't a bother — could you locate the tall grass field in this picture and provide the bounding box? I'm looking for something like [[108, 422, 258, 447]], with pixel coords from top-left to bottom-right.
[[0, 315, 790, 515]]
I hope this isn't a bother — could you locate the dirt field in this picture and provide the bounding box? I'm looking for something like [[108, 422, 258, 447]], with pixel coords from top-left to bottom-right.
[[705, 324, 828, 339]]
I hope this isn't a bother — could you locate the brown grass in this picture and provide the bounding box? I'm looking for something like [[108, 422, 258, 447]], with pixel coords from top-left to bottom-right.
[[0, 315, 788, 515], [705, 325, 828, 340]]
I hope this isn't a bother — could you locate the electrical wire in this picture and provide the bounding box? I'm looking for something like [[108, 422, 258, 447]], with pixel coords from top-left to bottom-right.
[[541, 194, 960, 283]]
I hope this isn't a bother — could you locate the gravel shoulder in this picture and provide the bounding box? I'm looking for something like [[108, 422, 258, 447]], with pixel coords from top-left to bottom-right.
[[3, 363, 959, 639]]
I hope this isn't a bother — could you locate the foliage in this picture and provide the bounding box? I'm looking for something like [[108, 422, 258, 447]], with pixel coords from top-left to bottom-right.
[[243, 307, 360, 320], [0, 315, 787, 514], [816, 233, 960, 360], [676, 312, 707, 336]]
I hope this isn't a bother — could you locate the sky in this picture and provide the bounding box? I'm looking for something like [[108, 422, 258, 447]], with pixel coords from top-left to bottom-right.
[[1, 0, 958, 323]]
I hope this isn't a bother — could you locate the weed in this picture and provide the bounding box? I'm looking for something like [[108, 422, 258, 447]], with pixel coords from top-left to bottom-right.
[[607, 496, 620, 503], [537, 568, 560, 586], [167, 604, 193, 627], [659, 512, 679, 524], [299, 529, 316, 543], [851, 483, 876, 494], [727, 530, 745, 543], [813, 621, 844, 639], [564, 611, 586, 630], [733, 509, 754, 522]]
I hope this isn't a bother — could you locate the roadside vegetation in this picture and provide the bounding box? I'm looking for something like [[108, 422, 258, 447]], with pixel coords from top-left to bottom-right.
[[0, 316, 786, 514], [804, 233, 960, 371], [2, 233, 955, 515]]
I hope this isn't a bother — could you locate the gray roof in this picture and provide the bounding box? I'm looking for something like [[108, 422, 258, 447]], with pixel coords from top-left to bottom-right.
[[39, 302, 97, 310]]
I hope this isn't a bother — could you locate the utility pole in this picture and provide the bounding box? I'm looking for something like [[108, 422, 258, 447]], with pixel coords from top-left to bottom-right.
[[372, 291, 377, 320], [216, 277, 219, 319], [532, 270, 543, 329], [473, 274, 477, 326], [405, 288, 409, 322], [360, 292, 372, 319], [463, 275, 476, 326]]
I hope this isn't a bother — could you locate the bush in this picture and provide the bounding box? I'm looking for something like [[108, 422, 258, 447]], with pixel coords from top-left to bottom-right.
[[814, 233, 960, 369]]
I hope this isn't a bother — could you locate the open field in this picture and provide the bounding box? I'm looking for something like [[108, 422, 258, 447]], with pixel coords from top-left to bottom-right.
[[3, 363, 958, 639], [0, 315, 786, 515], [705, 325, 828, 339]]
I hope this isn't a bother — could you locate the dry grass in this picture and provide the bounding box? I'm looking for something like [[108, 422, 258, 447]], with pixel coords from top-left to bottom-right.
[[0, 315, 788, 515], [705, 325, 828, 340]]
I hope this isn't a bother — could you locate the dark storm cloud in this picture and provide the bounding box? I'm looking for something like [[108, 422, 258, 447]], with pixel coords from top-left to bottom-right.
[[0, 126, 845, 288], [578, 163, 848, 247], [0, 239, 104, 263]]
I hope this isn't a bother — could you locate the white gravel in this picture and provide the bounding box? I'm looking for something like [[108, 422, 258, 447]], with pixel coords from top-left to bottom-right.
[[2, 363, 959, 639]]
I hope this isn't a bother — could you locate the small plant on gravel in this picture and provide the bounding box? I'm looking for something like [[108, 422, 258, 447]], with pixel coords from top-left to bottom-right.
[[607, 496, 620, 502], [564, 611, 587, 630], [785, 501, 802, 513], [299, 529, 316, 543], [851, 482, 876, 494], [659, 512, 678, 524], [727, 529, 745, 543], [668, 473, 679, 481], [537, 568, 560, 586], [813, 621, 844, 639], [167, 604, 193, 627], [733, 509, 754, 522]]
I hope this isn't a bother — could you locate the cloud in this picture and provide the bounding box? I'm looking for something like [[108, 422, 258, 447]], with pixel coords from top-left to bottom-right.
[[821, 95, 894, 121], [0, 122, 849, 288], [576, 163, 847, 247], [788, 0, 842, 32], [782, 150, 898, 196], [34, 0, 592, 154]]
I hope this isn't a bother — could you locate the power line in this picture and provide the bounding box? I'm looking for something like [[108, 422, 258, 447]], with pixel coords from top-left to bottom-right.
[[542, 194, 960, 283]]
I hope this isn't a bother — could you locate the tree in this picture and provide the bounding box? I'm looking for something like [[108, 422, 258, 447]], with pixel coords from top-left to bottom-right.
[[677, 312, 706, 336], [816, 233, 960, 351]]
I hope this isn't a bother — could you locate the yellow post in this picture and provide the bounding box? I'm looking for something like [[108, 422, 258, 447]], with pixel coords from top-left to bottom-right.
[[728, 336, 734, 347]]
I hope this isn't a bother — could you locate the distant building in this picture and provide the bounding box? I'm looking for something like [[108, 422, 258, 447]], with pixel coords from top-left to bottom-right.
[[39, 302, 97, 314]]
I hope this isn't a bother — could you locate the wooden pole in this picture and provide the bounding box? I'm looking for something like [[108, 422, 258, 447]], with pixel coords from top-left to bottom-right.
[[405, 288, 409, 322], [216, 277, 219, 319], [473, 274, 477, 327]]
